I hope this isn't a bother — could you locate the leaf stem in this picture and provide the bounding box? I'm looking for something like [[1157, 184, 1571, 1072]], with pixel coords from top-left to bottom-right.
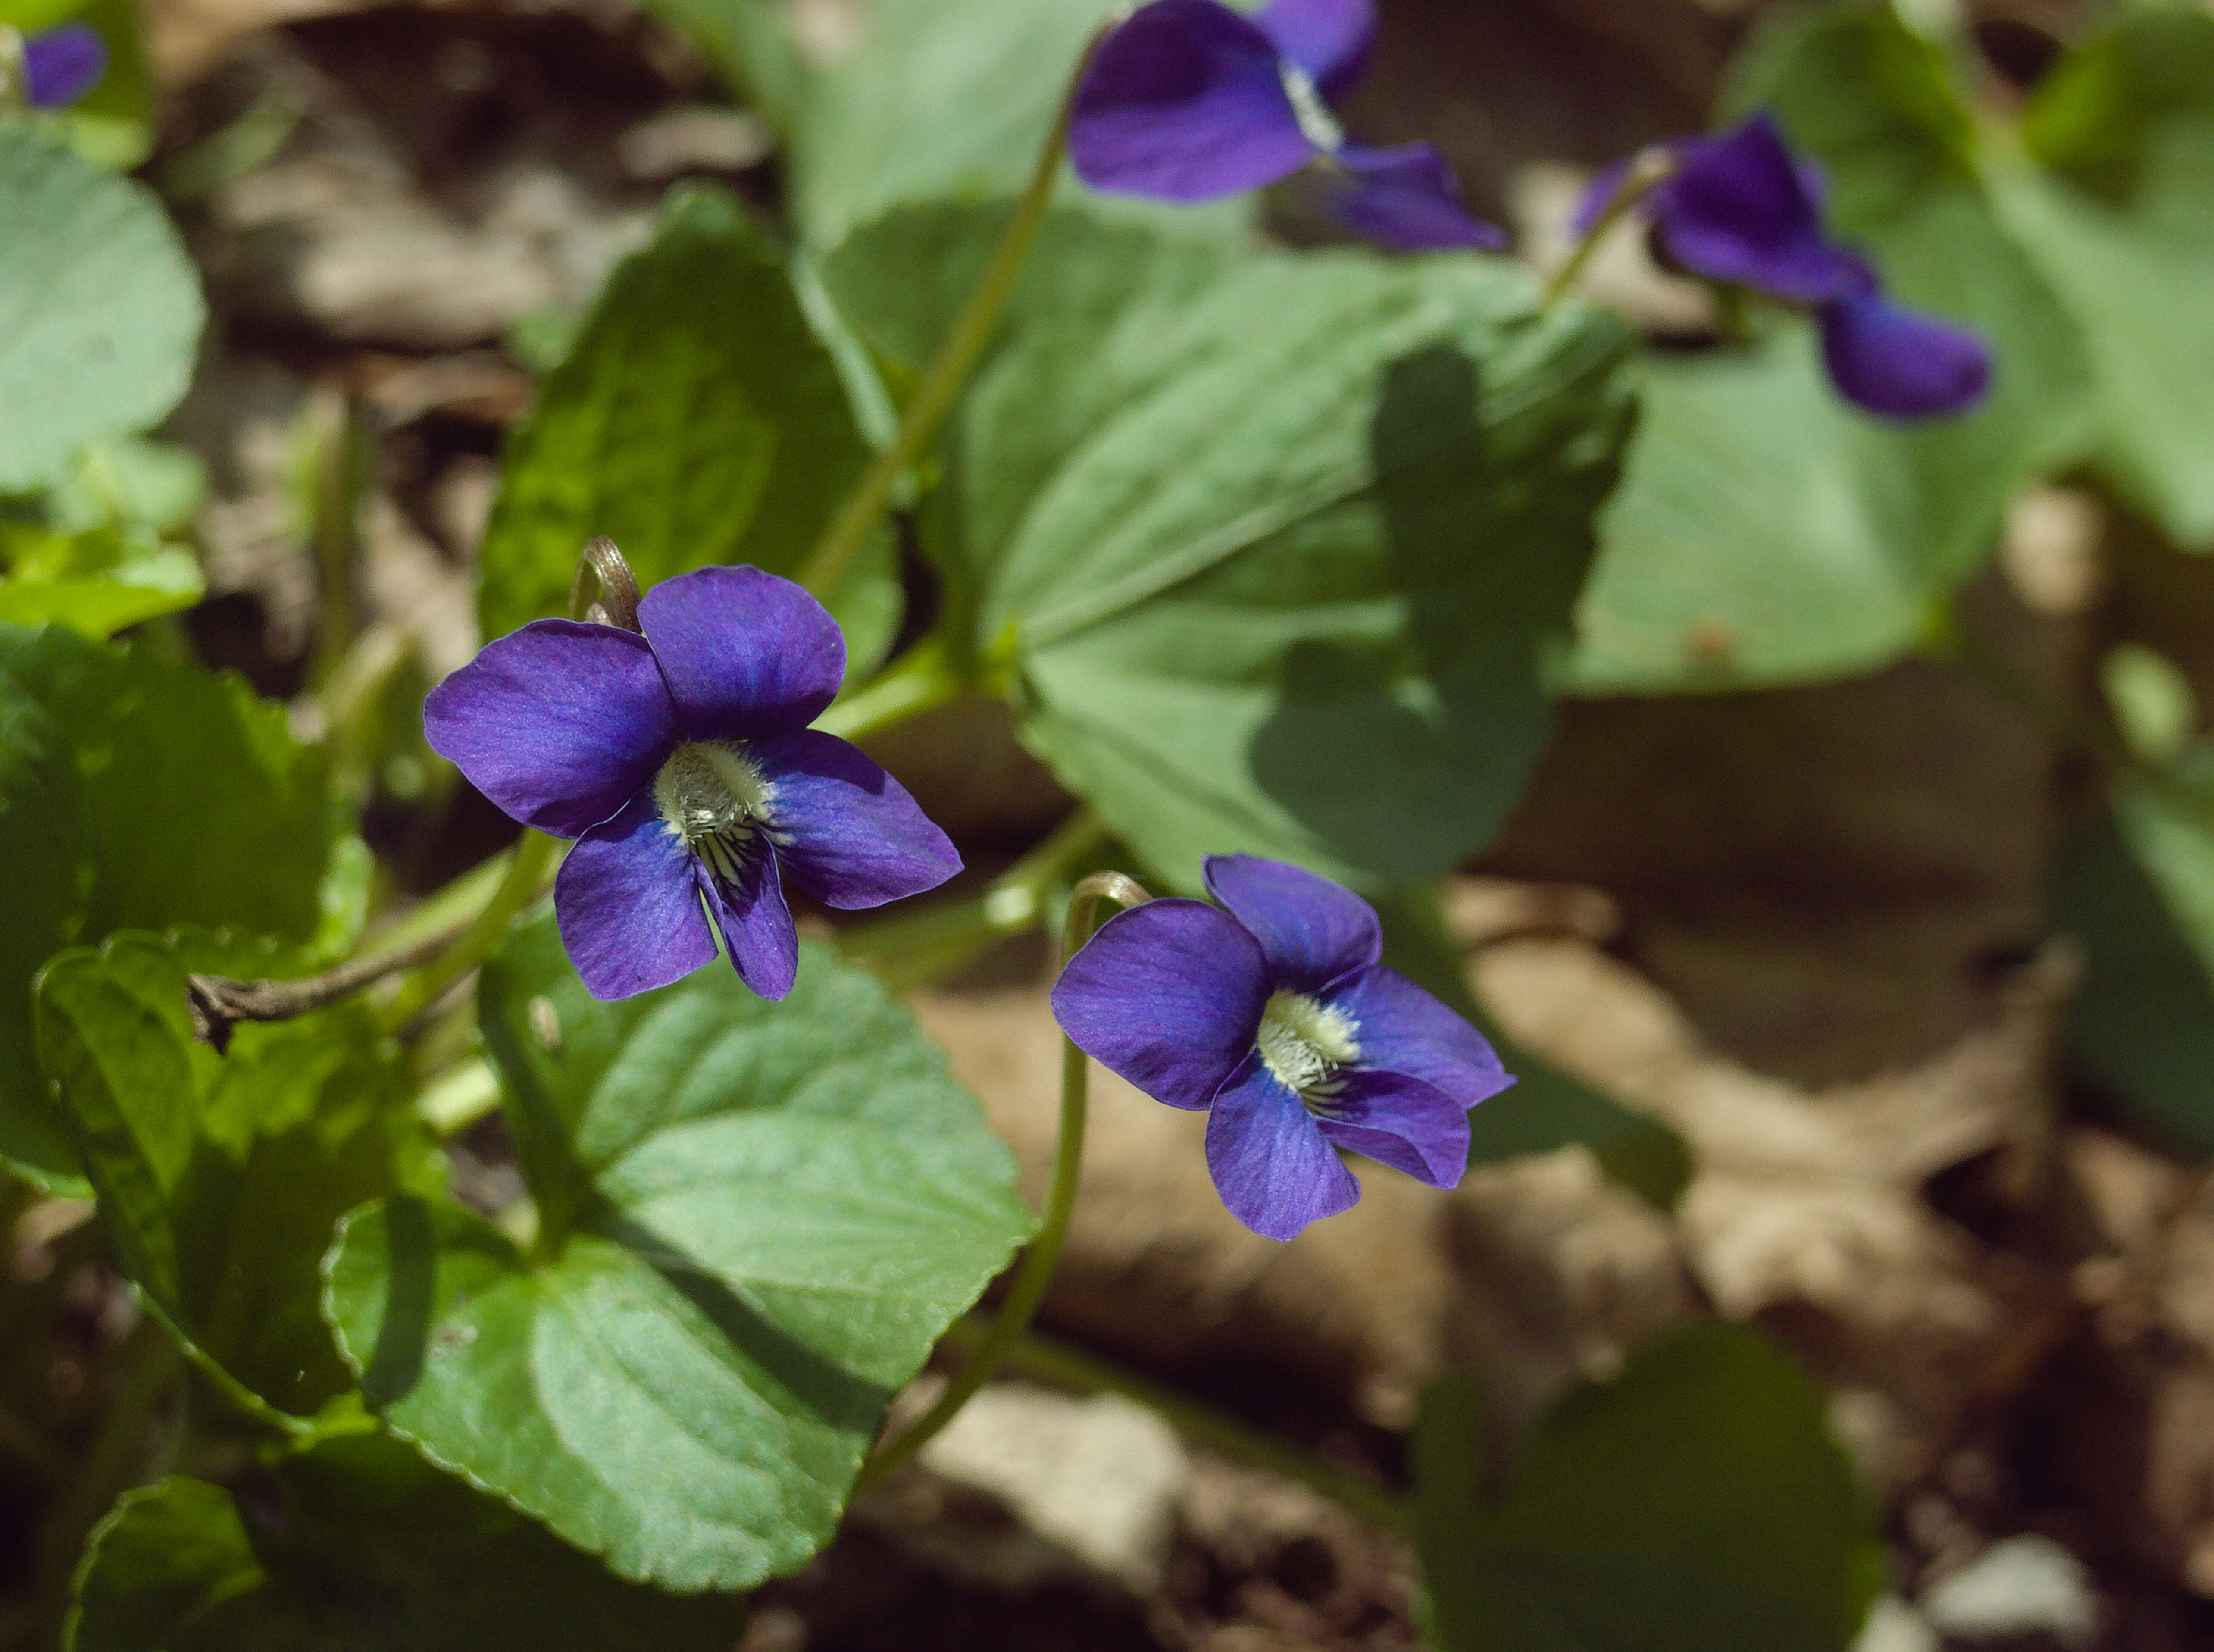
[[375, 830, 560, 1035], [857, 870, 1150, 1488], [794, 28, 1100, 601], [1542, 145, 1677, 311], [959, 1317, 1413, 1533]]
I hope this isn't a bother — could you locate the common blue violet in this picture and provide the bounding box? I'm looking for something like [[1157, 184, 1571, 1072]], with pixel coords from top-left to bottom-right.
[[1050, 854, 1513, 1240], [1068, 0, 1503, 252], [424, 566, 960, 1003], [22, 22, 105, 108], [1577, 111, 1991, 419]]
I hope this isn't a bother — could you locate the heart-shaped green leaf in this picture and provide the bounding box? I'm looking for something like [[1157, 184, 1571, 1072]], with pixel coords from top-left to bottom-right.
[[1417, 1322, 1882, 1652], [475, 182, 896, 669], [832, 203, 1636, 891], [35, 931, 440, 1420], [2004, 5, 2214, 547], [0, 127, 201, 492], [0, 625, 333, 1192], [69, 1425, 748, 1650], [324, 918, 1035, 1591]]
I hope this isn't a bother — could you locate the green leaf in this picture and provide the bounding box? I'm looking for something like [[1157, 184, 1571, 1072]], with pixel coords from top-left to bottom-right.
[[475, 182, 895, 670], [0, 545, 203, 636], [0, 626, 332, 1191], [35, 932, 440, 1419], [1576, 3, 2093, 694], [638, 0, 805, 128], [1417, 1323, 1883, 1652], [0, 671, 91, 1191], [69, 1427, 748, 1650], [324, 917, 1035, 1591], [2054, 776, 2214, 1155], [791, 0, 1106, 249], [835, 204, 1637, 889], [0, 128, 202, 493], [1372, 889, 1690, 1210], [2002, 6, 2214, 546]]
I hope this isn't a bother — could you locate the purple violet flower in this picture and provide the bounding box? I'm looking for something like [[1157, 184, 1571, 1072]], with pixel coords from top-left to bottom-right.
[[1576, 112, 1991, 420], [1068, 0, 1504, 252], [1050, 854, 1514, 1241], [22, 22, 106, 109], [424, 565, 961, 1003]]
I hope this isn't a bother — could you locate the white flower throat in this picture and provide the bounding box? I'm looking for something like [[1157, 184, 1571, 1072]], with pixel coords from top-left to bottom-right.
[[1255, 989, 1361, 1114], [654, 741, 780, 885]]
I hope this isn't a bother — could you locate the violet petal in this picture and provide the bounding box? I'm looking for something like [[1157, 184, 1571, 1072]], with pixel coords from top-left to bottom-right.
[[424, 620, 678, 839], [1328, 142, 1507, 250], [745, 729, 962, 910], [1657, 112, 1865, 303], [1327, 965, 1514, 1110], [1202, 854, 1380, 993], [1050, 898, 1270, 1111], [555, 791, 717, 1001], [1315, 1067, 1470, 1187], [1069, 0, 1317, 203], [24, 23, 105, 109], [1253, 0, 1375, 102], [1820, 291, 1992, 420], [637, 565, 845, 742], [1205, 1050, 1361, 1240], [697, 836, 800, 1002]]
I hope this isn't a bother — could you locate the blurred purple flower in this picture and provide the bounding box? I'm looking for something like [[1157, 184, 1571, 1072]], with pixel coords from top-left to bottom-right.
[[1577, 112, 1990, 419], [1050, 854, 1514, 1241], [1068, 0, 1502, 252], [425, 566, 960, 1003], [23, 21, 106, 109]]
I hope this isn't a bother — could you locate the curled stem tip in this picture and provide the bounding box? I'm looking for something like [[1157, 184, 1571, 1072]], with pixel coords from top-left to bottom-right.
[[570, 536, 641, 632], [1542, 144, 1678, 311], [857, 864, 1150, 1489]]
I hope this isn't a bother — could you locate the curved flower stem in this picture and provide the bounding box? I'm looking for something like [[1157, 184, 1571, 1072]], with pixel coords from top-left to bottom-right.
[[568, 535, 641, 632], [794, 28, 1104, 602], [375, 829, 560, 1035], [857, 870, 1151, 1489], [1541, 144, 1677, 311]]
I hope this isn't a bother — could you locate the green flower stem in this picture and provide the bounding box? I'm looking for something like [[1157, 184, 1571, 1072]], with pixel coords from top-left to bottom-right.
[[375, 829, 561, 1035], [795, 29, 1101, 601], [952, 1317, 1414, 1533], [838, 806, 1110, 989], [813, 634, 968, 745], [1541, 145, 1678, 311], [857, 870, 1151, 1489]]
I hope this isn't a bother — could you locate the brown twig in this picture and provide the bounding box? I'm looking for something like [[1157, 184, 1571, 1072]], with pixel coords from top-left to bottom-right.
[[184, 923, 462, 1053]]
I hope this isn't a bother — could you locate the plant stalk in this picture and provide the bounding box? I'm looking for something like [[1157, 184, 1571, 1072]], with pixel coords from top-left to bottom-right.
[[856, 870, 1150, 1487], [794, 28, 1102, 601], [1542, 145, 1677, 310], [375, 830, 559, 1035]]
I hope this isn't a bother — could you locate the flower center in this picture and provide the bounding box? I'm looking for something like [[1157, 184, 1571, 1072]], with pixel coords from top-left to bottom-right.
[[1278, 60, 1345, 153], [1255, 989, 1361, 1114], [653, 740, 778, 884]]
